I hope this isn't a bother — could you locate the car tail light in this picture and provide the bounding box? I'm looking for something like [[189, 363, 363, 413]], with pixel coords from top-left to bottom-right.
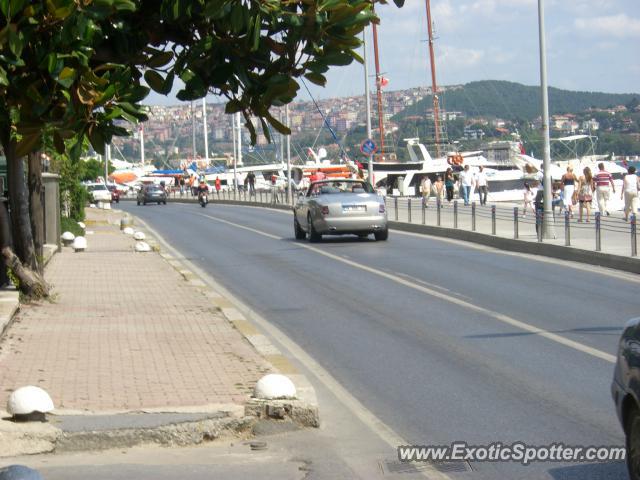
[[321, 206, 329, 215], [379, 204, 385, 213]]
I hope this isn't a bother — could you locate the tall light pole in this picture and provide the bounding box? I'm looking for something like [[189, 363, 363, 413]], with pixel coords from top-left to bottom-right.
[[538, 0, 555, 238], [286, 104, 292, 205], [363, 28, 374, 186], [191, 101, 196, 162], [202, 98, 209, 164]]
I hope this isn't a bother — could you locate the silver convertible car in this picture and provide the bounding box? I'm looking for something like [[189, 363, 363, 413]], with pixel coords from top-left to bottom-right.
[[293, 179, 388, 242]]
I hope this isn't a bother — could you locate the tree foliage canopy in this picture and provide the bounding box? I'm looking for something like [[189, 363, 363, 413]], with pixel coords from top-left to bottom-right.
[[0, 0, 404, 156]]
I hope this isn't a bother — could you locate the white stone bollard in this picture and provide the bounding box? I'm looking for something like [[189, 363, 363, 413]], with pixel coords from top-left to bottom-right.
[[77, 222, 86, 230], [135, 241, 151, 252], [7, 386, 54, 417], [72, 236, 87, 252], [61, 231, 75, 246], [133, 231, 146, 241], [123, 227, 134, 235], [253, 374, 297, 400]]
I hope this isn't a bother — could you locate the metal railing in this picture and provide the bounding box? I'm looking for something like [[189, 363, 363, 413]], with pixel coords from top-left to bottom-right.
[[383, 195, 640, 258]]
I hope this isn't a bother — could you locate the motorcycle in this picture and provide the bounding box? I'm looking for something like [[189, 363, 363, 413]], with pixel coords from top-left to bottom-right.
[[198, 191, 209, 208]]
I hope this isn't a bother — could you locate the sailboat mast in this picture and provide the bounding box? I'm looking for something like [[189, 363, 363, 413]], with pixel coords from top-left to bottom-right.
[[371, 16, 385, 161], [425, 0, 441, 158]]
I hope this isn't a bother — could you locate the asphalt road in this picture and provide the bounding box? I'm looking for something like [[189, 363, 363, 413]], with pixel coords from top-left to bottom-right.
[[121, 201, 639, 479]]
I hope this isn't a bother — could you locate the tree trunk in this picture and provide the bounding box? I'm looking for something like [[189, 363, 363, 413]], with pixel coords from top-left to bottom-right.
[[6, 143, 37, 271], [28, 151, 44, 274], [2, 247, 49, 299], [0, 138, 50, 299]]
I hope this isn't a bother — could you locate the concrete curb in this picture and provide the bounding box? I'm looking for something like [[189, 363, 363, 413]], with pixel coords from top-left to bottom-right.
[[387, 221, 640, 274]]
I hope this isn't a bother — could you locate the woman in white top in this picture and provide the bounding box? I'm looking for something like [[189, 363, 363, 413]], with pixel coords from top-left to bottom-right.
[[621, 166, 640, 222]]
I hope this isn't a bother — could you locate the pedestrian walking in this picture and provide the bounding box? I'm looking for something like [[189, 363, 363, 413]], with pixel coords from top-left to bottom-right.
[[420, 176, 432, 207], [246, 171, 256, 196], [444, 168, 455, 203], [594, 162, 615, 216], [534, 183, 545, 235], [522, 182, 535, 217], [577, 166, 595, 222], [215, 176, 221, 195], [459, 165, 473, 206], [476, 166, 488, 205], [561, 166, 577, 218], [179, 176, 185, 196], [434, 176, 444, 206], [621, 166, 640, 222]]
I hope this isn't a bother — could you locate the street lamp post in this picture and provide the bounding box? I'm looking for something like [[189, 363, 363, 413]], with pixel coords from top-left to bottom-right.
[[538, 0, 556, 239]]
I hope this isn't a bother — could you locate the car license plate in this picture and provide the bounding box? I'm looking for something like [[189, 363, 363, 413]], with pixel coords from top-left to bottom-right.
[[342, 204, 366, 212]]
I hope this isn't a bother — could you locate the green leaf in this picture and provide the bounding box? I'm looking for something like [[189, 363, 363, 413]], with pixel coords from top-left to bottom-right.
[[144, 70, 165, 93], [0, 66, 8, 86], [304, 72, 326, 87], [57, 66, 76, 88], [15, 133, 42, 157], [0, 1, 9, 18], [251, 14, 261, 52], [225, 99, 243, 114], [146, 51, 173, 69], [8, 27, 24, 57], [87, 126, 106, 155], [265, 111, 290, 136]]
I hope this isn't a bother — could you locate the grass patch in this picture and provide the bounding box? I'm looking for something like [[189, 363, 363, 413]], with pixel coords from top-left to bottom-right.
[[60, 216, 85, 237]]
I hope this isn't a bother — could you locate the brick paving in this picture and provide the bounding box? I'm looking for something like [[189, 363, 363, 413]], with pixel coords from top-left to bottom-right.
[[0, 209, 271, 412]]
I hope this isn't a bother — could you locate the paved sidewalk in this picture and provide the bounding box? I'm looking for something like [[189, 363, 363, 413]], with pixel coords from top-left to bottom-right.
[[0, 208, 272, 413]]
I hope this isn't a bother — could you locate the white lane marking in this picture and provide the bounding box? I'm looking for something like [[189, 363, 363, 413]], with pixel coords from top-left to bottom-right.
[[193, 211, 616, 364], [202, 202, 640, 285], [134, 213, 450, 480]]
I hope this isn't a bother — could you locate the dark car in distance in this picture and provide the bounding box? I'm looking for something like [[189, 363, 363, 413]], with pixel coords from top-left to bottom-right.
[[137, 184, 167, 205], [107, 185, 120, 204], [612, 317, 640, 480]]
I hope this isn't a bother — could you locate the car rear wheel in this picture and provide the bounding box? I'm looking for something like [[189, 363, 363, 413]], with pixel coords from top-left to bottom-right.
[[143, 200, 147, 206], [374, 228, 389, 241], [163, 201, 167, 205], [137, 200, 140, 206], [627, 407, 640, 480], [294, 217, 306, 240], [307, 214, 321, 243]]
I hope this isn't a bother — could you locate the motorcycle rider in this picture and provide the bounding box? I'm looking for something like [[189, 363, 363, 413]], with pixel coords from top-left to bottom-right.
[[196, 178, 209, 203]]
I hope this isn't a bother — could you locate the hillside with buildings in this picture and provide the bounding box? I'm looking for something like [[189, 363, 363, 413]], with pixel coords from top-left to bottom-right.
[[110, 81, 640, 167]]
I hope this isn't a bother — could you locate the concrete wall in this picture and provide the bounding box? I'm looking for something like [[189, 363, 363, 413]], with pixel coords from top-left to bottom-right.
[[42, 173, 61, 250]]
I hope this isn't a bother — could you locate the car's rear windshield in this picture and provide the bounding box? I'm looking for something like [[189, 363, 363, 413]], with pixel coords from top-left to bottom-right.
[[87, 185, 107, 191], [308, 181, 373, 196], [147, 185, 163, 191]]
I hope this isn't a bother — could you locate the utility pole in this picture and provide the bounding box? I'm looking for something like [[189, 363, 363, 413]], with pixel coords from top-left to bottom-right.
[[538, 0, 556, 239]]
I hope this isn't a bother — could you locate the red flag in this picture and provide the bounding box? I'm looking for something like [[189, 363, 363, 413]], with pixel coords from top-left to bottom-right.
[[379, 76, 389, 88]]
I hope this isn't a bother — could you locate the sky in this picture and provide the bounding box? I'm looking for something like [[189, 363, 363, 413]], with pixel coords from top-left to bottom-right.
[[144, 0, 640, 106]]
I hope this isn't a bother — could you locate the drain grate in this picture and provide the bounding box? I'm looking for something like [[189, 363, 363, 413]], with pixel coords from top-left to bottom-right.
[[381, 459, 472, 475]]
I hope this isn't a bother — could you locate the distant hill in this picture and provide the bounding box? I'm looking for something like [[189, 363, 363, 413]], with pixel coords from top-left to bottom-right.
[[395, 80, 640, 121]]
